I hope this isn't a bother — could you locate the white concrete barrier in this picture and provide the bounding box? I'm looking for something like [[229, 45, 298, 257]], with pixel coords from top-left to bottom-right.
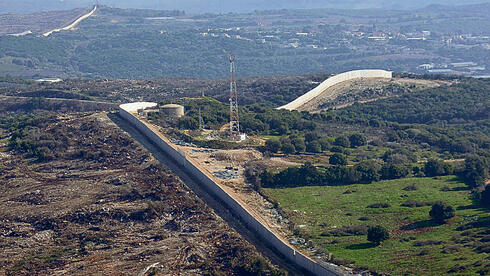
[[277, 69, 392, 111], [43, 5, 98, 37], [119, 103, 346, 276]]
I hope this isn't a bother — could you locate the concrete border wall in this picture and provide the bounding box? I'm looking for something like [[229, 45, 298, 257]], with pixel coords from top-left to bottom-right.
[[119, 103, 345, 276], [277, 69, 393, 111]]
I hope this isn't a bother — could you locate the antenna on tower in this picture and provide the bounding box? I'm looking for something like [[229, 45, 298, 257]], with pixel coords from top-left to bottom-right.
[[229, 53, 240, 141]]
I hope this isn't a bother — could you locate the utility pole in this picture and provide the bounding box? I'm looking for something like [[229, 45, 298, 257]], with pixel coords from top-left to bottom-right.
[[198, 107, 204, 130], [229, 53, 240, 140]]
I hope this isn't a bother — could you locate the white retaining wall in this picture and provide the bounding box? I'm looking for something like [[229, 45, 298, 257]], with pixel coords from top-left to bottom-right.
[[277, 69, 393, 111], [119, 103, 346, 276]]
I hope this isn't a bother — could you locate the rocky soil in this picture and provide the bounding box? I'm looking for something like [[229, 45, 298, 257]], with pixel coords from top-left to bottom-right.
[[0, 112, 281, 275]]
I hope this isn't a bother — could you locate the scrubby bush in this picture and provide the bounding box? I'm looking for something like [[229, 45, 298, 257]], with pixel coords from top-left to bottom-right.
[[349, 133, 367, 148], [481, 185, 490, 206], [329, 225, 368, 236], [329, 153, 347, 165], [380, 163, 410, 179], [424, 159, 452, 177], [265, 139, 281, 153], [281, 142, 296, 154], [403, 184, 418, 191], [334, 135, 350, 148], [367, 203, 391, 208], [462, 155, 488, 188], [354, 161, 380, 183], [413, 240, 442, 246], [318, 137, 331, 151], [429, 201, 455, 223], [291, 138, 306, 153], [367, 225, 389, 245], [306, 140, 322, 153], [401, 200, 433, 207]]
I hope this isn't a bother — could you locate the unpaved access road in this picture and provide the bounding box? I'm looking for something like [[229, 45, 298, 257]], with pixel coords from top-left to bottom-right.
[[109, 113, 309, 275]]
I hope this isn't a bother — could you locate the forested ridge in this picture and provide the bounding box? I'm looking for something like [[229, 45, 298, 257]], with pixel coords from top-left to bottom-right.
[[337, 79, 489, 128]]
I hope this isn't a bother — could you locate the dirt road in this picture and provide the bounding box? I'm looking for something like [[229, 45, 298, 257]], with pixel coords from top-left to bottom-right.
[[110, 113, 309, 275]]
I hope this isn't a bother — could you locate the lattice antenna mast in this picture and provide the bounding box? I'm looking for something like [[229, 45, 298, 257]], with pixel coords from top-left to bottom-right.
[[229, 53, 240, 140]]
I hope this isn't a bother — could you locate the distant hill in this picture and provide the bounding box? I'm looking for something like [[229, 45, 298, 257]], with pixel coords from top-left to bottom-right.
[[1, 0, 489, 14], [0, 3, 488, 79]]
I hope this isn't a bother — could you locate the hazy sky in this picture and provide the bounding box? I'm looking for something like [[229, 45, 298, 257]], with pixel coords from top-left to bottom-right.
[[1, 0, 489, 14]]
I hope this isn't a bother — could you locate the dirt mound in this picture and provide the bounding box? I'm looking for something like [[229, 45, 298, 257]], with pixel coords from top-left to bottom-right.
[[211, 149, 262, 162]]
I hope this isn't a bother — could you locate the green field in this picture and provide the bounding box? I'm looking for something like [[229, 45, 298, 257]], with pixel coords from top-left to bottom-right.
[[264, 176, 489, 275]]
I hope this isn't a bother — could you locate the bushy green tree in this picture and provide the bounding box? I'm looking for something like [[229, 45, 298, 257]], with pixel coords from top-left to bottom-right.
[[329, 153, 347, 165], [355, 161, 380, 183], [462, 155, 488, 188], [304, 132, 319, 143], [367, 225, 389, 245], [259, 170, 274, 187], [481, 185, 490, 206], [291, 138, 306, 153], [334, 135, 350, 148], [265, 139, 281, 153], [281, 143, 296, 155], [349, 133, 367, 148], [380, 164, 410, 179], [429, 201, 455, 223], [178, 116, 198, 130], [318, 137, 331, 151], [424, 159, 452, 177], [306, 141, 322, 153]]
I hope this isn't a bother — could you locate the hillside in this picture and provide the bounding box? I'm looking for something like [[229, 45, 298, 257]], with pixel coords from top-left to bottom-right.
[[1, 0, 488, 14], [0, 71, 488, 275], [0, 4, 488, 78], [0, 8, 91, 35], [0, 111, 282, 275], [295, 77, 448, 113]]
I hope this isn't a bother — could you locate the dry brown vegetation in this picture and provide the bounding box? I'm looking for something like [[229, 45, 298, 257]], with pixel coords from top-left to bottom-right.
[[0, 112, 280, 275]]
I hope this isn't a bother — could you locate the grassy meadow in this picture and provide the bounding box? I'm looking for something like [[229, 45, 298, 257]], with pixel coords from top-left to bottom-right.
[[264, 176, 489, 275]]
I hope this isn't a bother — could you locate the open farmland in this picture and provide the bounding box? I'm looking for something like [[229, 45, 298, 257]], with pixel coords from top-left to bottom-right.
[[263, 176, 489, 275]]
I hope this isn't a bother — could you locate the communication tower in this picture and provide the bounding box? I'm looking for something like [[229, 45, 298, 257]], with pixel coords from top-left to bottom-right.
[[229, 53, 240, 140]]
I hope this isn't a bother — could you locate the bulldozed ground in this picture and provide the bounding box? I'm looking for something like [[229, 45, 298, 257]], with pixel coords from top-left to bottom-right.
[[0, 112, 281, 275], [164, 133, 341, 267], [297, 78, 449, 113], [182, 147, 293, 237]]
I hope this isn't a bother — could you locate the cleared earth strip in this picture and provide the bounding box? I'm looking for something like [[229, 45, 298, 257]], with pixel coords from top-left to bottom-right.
[[117, 102, 347, 276]]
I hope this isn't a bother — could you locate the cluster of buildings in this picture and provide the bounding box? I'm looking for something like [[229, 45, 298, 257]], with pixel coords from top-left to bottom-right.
[[197, 24, 488, 76], [418, 61, 486, 75]]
